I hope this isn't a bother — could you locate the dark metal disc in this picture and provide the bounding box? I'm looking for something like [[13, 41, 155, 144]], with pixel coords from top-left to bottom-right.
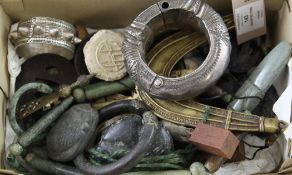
[[15, 54, 78, 105], [74, 33, 95, 75]]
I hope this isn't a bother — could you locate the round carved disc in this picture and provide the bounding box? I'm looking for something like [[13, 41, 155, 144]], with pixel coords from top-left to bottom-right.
[[84, 30, 127, 81]]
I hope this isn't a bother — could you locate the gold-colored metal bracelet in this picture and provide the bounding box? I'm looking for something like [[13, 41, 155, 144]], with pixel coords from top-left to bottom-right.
[[137, 14, 280, 133]]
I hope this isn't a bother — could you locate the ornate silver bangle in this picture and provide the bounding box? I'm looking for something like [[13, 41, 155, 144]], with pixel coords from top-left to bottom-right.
[[123, 0, 231, 100], [9, 17, 81, 60]]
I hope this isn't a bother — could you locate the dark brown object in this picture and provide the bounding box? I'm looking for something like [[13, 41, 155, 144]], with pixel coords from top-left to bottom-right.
[[75, 24, 89, 40], [15, 54, 78, 107], [16, 54, 78, 90], [204, 155, 227, 173], [228, 141, 245, 162], [204, 142, 245, 173], [189, 123, 240, 159]]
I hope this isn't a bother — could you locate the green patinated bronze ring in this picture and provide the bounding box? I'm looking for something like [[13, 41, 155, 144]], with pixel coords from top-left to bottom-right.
[[8, 82, 53, 135]]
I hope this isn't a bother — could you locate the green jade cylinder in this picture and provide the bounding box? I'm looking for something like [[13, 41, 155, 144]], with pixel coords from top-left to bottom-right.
[[228, 41, 292, 112], [73, 76, 135, 103]]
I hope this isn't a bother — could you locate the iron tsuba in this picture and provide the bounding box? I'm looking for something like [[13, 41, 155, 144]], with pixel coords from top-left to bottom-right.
[[16, 54, 78, 89], [15, 54, 78, 105]]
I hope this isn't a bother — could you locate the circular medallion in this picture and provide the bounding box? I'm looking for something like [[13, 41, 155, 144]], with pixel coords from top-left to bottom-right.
[[84, 30, 127, 81]]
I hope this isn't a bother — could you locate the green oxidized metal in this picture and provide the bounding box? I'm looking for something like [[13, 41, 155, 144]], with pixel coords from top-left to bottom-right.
[[9, 96, 73, 157], [73, 76, 135, 103], [8, 82, 53, 135]]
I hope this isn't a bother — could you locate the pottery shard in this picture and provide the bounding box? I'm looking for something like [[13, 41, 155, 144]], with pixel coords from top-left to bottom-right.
[[84, 30, 126, 81], [189, 123, 240, 159]]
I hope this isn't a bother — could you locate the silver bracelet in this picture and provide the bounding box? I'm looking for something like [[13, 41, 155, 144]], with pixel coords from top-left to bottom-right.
[[123, 0, 231, 100], [9, 17, 81, 60]]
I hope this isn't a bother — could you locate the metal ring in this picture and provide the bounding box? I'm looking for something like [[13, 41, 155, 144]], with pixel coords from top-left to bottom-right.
[[9, 17, 80, 60], [8, 82, 53, 136], [123, 0, 231, 100], [74, 111, 159, 175]]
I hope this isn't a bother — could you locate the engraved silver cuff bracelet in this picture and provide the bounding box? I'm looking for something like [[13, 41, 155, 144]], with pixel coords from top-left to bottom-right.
[[123, 0, 231, 100], [9, 17, 81, 60]]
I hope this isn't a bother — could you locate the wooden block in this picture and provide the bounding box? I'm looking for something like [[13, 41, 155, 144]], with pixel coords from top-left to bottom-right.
[[189, 123, 240, 159]]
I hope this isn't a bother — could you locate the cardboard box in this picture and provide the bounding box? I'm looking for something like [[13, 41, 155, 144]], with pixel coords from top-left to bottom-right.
[[0, 0, 291, 173]]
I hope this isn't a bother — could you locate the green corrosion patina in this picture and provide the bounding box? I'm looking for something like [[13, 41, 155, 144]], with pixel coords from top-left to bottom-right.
[[9, 96, 74, 157], [7, 96, 74, 173], [8, 82, 53, 135], [73, 76, 135, 103]]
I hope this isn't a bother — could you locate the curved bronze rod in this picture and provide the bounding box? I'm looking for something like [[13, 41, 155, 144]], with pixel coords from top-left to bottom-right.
[[8, 82, 53, 135], [74, 111, 159, 175], [137, 14, 279, 133]]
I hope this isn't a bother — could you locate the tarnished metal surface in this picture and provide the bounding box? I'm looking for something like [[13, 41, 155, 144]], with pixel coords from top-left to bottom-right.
[[123, 0, 231, 100], [137, 90, 279, 133], [9, 17, 80, 60], [9, 97, 74, 157], [17, 74, 94, 119], [73, 76, 135, 103], [15, 54, 78, 91], [135, 13, 279, 133], [17, 97, 74, 147], [96, 114, 173, 156], [74, 111, 159, 175], [8, 82, 53, 135], [25, 154, 83, 175]]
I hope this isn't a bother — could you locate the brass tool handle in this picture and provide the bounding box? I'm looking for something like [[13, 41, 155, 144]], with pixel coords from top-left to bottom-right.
[[137, 90, 279, 133]]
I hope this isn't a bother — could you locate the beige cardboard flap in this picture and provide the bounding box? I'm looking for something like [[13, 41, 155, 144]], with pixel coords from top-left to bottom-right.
[[1, 0, 285, 29], [0, 5, 10, 169], [1, 0, 160, 28], [0, 5, 10, 95]]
